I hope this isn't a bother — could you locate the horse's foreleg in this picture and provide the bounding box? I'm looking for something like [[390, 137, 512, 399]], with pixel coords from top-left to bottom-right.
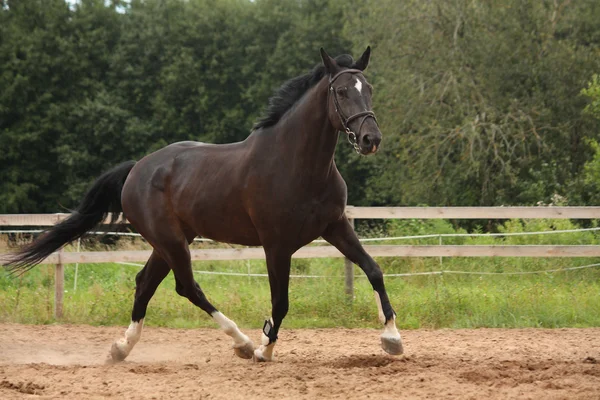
[[322, 216, 403, 356], [110, 251, 170, 362], [253, 250, 291, 362]]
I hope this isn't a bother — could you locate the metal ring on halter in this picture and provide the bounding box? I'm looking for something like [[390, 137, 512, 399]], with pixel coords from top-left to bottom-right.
[[328, 69, 378, 154], [346, 129, 361, 153]]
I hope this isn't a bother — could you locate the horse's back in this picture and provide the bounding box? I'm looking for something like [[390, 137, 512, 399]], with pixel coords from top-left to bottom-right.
[[126, 140, 247, 188], [123, 141, 210, 196], [122, 139, 261, 245]]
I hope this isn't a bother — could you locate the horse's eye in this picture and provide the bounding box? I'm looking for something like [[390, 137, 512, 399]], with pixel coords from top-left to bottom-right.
[[336, 87, 347, 96]]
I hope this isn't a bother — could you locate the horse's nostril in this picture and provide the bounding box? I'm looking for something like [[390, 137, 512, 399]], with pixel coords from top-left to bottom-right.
[[363, 134, 372, 146]]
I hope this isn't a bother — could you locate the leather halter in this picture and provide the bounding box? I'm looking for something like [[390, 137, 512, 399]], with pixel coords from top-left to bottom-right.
[[328, 69, 378, 153]]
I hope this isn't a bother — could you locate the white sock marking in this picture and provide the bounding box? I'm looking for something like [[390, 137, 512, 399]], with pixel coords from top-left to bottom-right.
[[261, 331, 270, 346], [114, 319, 144, 357], [381, 316, 402, 340], [373, 291, 386, 324], [212, 311, 251, 347], [354, 77, 363, 95], [373, 291, 402, 342], [254, 317, 275, 361]]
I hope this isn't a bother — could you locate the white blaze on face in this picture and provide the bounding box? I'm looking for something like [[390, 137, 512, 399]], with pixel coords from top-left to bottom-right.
[[354, 77, 363, 95]]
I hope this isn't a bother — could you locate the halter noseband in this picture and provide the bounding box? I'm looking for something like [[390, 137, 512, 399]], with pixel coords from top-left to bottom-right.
[[328, 69, 378, 154]]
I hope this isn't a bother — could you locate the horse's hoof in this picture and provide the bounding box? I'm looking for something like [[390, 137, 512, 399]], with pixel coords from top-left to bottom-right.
[[110, 342, 128, 362], [252, 348, 273, 362], [234, 341, 255, 359], [381, 335, 404, 355]]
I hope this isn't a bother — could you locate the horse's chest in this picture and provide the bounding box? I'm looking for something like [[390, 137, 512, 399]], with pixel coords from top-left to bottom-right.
[[302, 202, 343, 224], [245, 169, 347, 245], [280, 201, 344, 242]]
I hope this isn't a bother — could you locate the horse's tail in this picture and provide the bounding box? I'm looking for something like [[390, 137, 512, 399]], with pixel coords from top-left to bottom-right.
[[3, 161, 136, 275]]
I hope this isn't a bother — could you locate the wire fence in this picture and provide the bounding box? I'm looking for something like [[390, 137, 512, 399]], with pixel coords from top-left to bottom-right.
[[3, 209, 600, 318], [5, 226, 600, 286], [3, 226, 600, 243], [112, 260, 600, 278]]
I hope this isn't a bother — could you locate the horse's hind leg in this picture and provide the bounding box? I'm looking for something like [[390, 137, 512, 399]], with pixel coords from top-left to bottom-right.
[[165, 240, 255, 359], [110, 251, 170, 362]]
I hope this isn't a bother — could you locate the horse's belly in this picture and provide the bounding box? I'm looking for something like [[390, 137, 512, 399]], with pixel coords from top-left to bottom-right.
[[184, 206, 262, 247]]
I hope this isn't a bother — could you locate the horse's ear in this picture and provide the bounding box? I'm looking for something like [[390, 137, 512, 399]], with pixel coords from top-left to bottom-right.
[[320, 47, 340, 75], [353, 46, 371, 71]]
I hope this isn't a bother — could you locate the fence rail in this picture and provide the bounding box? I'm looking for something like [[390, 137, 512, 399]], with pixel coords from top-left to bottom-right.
[[2, 206, 600, 226], [2, 245, 600, 266], [345, 206, 600, 219], [2, 207, 600, 318]]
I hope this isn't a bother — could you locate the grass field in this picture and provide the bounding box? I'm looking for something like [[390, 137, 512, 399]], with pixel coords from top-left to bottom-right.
[[1, 218, 600, 330]]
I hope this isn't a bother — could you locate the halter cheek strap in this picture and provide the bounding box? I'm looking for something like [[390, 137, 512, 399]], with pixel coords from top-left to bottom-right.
[[328, 69, 378, 153]]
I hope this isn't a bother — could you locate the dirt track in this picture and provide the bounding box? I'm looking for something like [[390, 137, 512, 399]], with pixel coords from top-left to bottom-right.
[[0, 324, 599, 399]]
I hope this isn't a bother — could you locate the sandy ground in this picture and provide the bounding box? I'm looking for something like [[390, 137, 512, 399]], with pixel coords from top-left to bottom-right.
[[0, 324, 599, 399]]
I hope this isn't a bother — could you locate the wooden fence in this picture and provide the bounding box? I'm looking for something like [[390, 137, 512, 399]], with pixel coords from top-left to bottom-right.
[[3, 206, 600, 226], [2, 206, 600, 318]]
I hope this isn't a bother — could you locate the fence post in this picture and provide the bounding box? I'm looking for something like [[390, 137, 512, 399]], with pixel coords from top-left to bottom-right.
[[54, 248, 64, 319], [344, 218, 355, 300], [73, 238, 81, 292], [439, 234, 443, 267]]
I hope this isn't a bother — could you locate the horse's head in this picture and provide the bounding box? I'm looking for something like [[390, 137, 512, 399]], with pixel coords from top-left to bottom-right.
[[321, 47, 381, 155]]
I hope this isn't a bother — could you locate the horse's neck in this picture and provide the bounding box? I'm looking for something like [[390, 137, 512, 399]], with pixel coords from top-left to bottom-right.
[[278, 78, 339, 179]]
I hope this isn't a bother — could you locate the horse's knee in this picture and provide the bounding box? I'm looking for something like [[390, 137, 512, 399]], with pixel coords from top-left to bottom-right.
[[175, 280, 186, 297], [273, 300, 289, 321], [174, 278, 202, 298], [135, 269, 145, 286], [176, 281, 216, 315], [367, 267, 384, 289]]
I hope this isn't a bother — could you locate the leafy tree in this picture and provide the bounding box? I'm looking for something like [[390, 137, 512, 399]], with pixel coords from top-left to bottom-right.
[[582, 75, 600, 202], [345, 0, 600, 207], [2, 0, 600, 214], [1, 0, 85, 212], [582, 74, 600, 120], [0, 0, 356, 211]]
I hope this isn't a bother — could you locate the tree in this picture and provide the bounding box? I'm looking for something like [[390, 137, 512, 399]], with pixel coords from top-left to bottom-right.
[[2, 0, 600, 212], [345, 0, 600, 206], [0, 0, 357, 212], [0, 0, 89, 212], [582, 75, 600, 203]]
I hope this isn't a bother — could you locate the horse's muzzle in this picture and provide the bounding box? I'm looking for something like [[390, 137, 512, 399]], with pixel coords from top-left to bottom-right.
[[360, 132, 382, 155]]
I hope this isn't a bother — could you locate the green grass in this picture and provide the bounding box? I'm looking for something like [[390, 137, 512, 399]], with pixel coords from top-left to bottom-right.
[[1, 257, 599, 330], [1, 217, 600, 329]]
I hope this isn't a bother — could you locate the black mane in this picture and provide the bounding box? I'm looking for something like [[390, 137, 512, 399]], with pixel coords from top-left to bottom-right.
[[253, 54, 355, 131]]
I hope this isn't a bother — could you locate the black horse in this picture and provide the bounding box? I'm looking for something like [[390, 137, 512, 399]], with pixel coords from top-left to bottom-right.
[[4, 47, 403, 362]]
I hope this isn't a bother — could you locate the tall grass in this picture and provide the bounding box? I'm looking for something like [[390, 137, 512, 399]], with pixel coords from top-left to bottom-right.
[[1, 218, 600, 329]]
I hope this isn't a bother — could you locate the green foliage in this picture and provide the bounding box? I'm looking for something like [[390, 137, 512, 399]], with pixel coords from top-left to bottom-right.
[[2, 217, 600, 328], [582, 74, 600, 120], [4, 0, 600, 333], [0, 0, 353, 212], [346, 0, 600, 207], [583, 140, 600, 202], [2, 258, 600, 329], [2, 0, 600, 211], [578, 76, 600, 202]]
